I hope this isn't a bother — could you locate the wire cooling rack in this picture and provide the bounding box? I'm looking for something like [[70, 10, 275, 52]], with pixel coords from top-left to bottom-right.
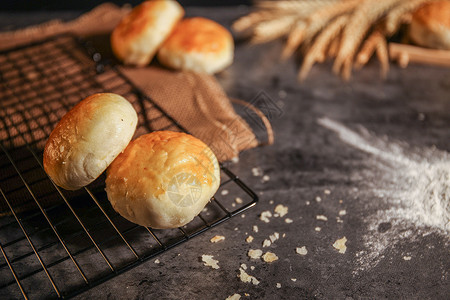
[[0, 34, 258, 299]]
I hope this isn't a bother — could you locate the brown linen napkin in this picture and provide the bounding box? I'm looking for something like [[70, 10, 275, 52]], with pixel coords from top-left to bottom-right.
[[0, 3, 261, 162]]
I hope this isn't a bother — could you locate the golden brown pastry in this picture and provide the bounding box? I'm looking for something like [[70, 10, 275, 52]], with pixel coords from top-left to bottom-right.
[[43, 93, 138, 190], [157, 17, 234, 74], [105, 131, 220, 229], [111, 0, 184, 66], [409, 1, 450, 50]]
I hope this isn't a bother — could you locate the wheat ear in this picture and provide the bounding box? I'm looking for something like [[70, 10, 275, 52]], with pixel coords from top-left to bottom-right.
[[333, 0, 404, 78], [250, 15, 298, 44], [281, 20, 307, 60], [299, 15, 348, 81], [232, 10, 278, 32], [354, 29, 385, 69]]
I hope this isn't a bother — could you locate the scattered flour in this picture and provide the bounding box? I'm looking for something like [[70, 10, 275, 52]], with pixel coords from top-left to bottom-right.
[[318, 117, 450, 273]]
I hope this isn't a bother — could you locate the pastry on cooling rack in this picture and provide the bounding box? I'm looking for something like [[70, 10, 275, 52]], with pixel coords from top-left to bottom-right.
[[157, 17, 234, 74], [105, 131, 220, 229], [111, 0, 184, 66], [43, 93, 138, 190], [409, 1, 450, 50]]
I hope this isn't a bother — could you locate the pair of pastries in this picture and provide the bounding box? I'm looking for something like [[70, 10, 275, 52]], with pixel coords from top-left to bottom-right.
[[44, 93, 220, 229], [111, 0, 234, 74]]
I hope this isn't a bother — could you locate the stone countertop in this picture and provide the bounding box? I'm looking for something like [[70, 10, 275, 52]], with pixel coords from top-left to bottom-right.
[[1, 6, 449, 300]]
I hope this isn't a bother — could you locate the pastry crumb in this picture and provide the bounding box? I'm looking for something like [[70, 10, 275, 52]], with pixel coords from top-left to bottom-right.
[[252, 167, 262, 177], [253, 225, 259, 233], [333, 237, 347, 254], [241, 214, 246, 218], [276, 283, 281, 288], [339, 210, 347, 216], [210, 235, 225, 243], [324, 189, 331, 194], [221, 189, 229, 196], [202, 255, 220, 269], [250, 266, 255, 270], [315, 196, 322, 202], [269, 232, 280, 243], [403, 256, 412, 261], [296, 246, 308, 256], [235, 197, 243, 204], [248, 249, 263, 259], [305, 201, 310, 205], [246, 235, 254, 243], [262, 175, 270, 182], [274, 204, 288, 217], [241, 263, 247, 270], [232, 203, 236, 207], [316, 215, 328, 221], [226, 294, 241, 300], [263, 252, 279, 263], [315, 227, 321, 232], [238, 268, 260, 285], [260, 211, 272, 223], [339, 199, 343, 204], [269, 200, 274, 204], [291, 278, 297, 282], [154, 259, 160, 264], [262, 239, 271, 247], [285, 218, 293, 223], [244, 293, 250, 297]]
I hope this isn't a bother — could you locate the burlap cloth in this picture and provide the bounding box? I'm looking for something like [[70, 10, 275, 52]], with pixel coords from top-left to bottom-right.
[[0, 3, 268, 162]]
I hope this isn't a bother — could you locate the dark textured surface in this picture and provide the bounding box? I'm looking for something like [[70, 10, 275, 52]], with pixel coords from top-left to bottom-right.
[[1, 6, 449, 300]]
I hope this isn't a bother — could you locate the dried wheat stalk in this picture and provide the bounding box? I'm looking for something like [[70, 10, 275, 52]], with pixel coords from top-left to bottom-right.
[[233, 0, 434, 81]]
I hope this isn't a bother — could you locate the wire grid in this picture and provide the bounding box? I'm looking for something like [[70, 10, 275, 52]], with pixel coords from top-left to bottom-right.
[[0, 34, 258, 299]]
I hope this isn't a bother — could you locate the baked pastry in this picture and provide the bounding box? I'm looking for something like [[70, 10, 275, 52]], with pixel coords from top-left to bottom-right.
[[409, 1, 450, 50], [43, 93, 138, 190], [157, 17, 234, 74], [105, 131, 220, 229], [111, 0, 184, 66]]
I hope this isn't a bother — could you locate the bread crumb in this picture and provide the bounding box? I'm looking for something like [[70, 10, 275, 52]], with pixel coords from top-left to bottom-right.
[[333, 237, 347, 254], [238, 268, 260, 285], [262, 252, 278, 263], [235, 197, 243, 204], [296, 246, 308, 255], [403, 256, 412, 261], [221, 189, 229, 196], [316, 215, 328, 221], [232, 203, 236, 207], [262, 175, 270, 182], [291, 278, 297, 282], [234, 227, 238, 231], [253, 225, 259, 233], [210, 235, 225, 243], [269, 200, 274, 204], [248, 249, 263, 259], [202, 255, 220, 269], [305, 201, 310, 205], [285, 218, 293, 223], [269, 232, 280, 243], [154, 259, 160, 264], [324, 189, 331, 194], [282, 233, 286, 238], [315, 227, 321, 232], [252, 167, 262, 177], [336, 217, 344, 223], [262, 239, 271, 247], [226, 294, 241, 300], [241, 263, 247, 270], [276, 283, 281, 288], [244, 293, 250, 297], [339, 210, 347, 216], [315, 196, 322, 202], [246, 236, 254, 243], [274, 204, 288, 217], [250, 266, 255, 270], [260, 211, 272, 223], [241, 214, 246, 218]]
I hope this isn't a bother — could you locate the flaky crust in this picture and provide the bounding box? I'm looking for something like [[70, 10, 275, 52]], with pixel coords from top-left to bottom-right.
[[409, 1, 450, 50], [157, 17, 234, 74], [111, 0, 184, 66], [105, 131, 220, 229], [43, 93, 138, 190]]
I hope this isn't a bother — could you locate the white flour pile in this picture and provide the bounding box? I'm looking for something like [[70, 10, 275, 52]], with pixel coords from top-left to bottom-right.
[[318, 117, 450, 273]]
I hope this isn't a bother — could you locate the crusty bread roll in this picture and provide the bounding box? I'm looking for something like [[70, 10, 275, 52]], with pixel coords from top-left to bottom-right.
[[105, 131, 220, 229], [43, 93, 138, 190], [111, 0, 184, 66], [157, 17, 234, 74], [409, 1, 450, 50]]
